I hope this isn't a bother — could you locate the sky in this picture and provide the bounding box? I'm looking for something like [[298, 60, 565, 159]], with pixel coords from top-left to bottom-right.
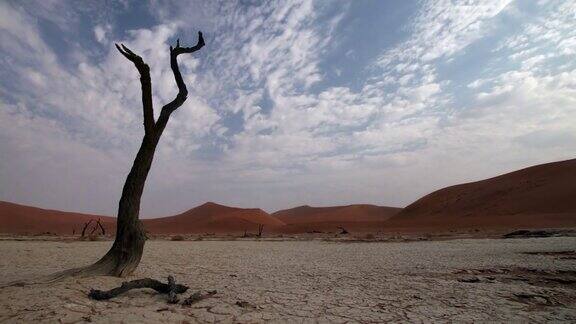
[[0, 0, 575, 217]]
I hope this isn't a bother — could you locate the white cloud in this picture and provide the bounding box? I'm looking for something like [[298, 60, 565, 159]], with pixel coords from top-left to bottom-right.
[[497, 1, 576, 60], [378, 0, 512, 66], [94, 24, 111, 44]]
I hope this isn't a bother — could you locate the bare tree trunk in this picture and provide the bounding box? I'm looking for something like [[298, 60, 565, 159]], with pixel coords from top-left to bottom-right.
[[89, 134, 159, 275], [82, 33, 205, 277], [20, 33, 209, 281]]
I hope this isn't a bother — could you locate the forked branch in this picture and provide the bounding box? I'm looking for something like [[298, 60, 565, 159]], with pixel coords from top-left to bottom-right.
[[114, 32, 205, 136], [156, 32, 205, 132], [115, 43, 155, 134]]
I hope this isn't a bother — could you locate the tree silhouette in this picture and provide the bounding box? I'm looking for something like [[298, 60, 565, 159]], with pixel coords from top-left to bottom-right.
[[80, 219, 106, 237], [93, 32, 205, 276], [0, 33, 206, 287], [69, 32, 205, 277]]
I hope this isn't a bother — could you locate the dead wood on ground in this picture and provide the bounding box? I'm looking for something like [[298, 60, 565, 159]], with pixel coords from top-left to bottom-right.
[[88, 276, 188, 301]]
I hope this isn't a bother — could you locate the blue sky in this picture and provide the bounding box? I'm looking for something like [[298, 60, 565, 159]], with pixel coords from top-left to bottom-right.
[[1, 0, 575, 217]]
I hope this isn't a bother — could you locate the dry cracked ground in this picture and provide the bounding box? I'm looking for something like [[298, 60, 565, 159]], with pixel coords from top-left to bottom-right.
[[0, 237, 575, 323]]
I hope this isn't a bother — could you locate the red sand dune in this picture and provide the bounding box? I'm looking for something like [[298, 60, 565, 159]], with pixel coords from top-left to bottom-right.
[[272, 204, 401, 233], [386, 158, 576, 231], [2, 159, 575, 235], [0, 201, 283, 235], [143, 202, 284, 234], [0, 201, 115, 235]]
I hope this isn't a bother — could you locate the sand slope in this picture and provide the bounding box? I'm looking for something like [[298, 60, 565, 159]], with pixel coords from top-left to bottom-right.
[[143, 202, 284, 234], [273, 204, 401, 233], [387, 158, 576, 230], [0, 201, 114, 235]]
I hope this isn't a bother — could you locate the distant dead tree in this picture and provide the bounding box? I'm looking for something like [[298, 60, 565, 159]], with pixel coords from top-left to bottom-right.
[[97, 219, 106, 236], [89, 219, 106, 236], [241, 225, 264, 238], [55, 32, 205, 278], [337, 226, 349, 235], [80, 219, 106, 237], [81, 219, 95, 237]]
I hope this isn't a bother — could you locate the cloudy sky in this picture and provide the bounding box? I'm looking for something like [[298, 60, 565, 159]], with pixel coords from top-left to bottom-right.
[[0, 0, 575, 217]]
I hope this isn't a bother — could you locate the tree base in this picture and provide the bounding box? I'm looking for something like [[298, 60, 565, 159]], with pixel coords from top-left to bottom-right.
[[1, 231, 145, 288]]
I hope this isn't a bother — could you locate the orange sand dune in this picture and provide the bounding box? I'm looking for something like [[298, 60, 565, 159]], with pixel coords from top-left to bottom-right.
[[0, 201, 284, 235], [272, 204, 401, 233], [0, 201, 115, 235], [143, 202, 285, 234], [386, 158, 576, 230]]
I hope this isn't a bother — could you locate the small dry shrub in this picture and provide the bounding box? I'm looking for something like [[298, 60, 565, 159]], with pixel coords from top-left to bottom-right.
[[171, 235, 185, 241]]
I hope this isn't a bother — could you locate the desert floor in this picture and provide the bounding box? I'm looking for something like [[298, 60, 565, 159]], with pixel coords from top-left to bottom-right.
[[1, 237, 575, 323]]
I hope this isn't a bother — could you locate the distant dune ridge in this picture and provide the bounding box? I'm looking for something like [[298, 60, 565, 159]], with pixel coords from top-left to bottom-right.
[[1, 159, 575, 235], [387, 158, 576, 230], [143, 202, 284, 234], [272, 204, 401, 233], [0, 201, 280, 235]]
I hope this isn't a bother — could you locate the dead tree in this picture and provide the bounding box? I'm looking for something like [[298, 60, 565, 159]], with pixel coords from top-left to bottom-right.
[[81, 219, 95, 237], [80, 219, 106, 237], [85, 33, 206, 277], [96, 219, 106, 236], [0, 33, 205, 288], [59, 32, 205, 278], [257, 224, 264, 237], [90, 222, 99, 235]]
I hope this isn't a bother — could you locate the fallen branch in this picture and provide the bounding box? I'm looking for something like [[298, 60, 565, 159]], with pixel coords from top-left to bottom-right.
[[88, 276, 188, 301], [167, 275, 179, 304]]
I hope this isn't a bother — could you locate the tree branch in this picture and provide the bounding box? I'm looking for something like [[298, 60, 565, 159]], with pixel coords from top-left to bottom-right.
[[156, 31, 205, 133], [88, 276, 188, 301], [115, 44, 155, 135], [167, 275, 179, 304], [96, 219, 106, 236], [81, 219, 94, 237]]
